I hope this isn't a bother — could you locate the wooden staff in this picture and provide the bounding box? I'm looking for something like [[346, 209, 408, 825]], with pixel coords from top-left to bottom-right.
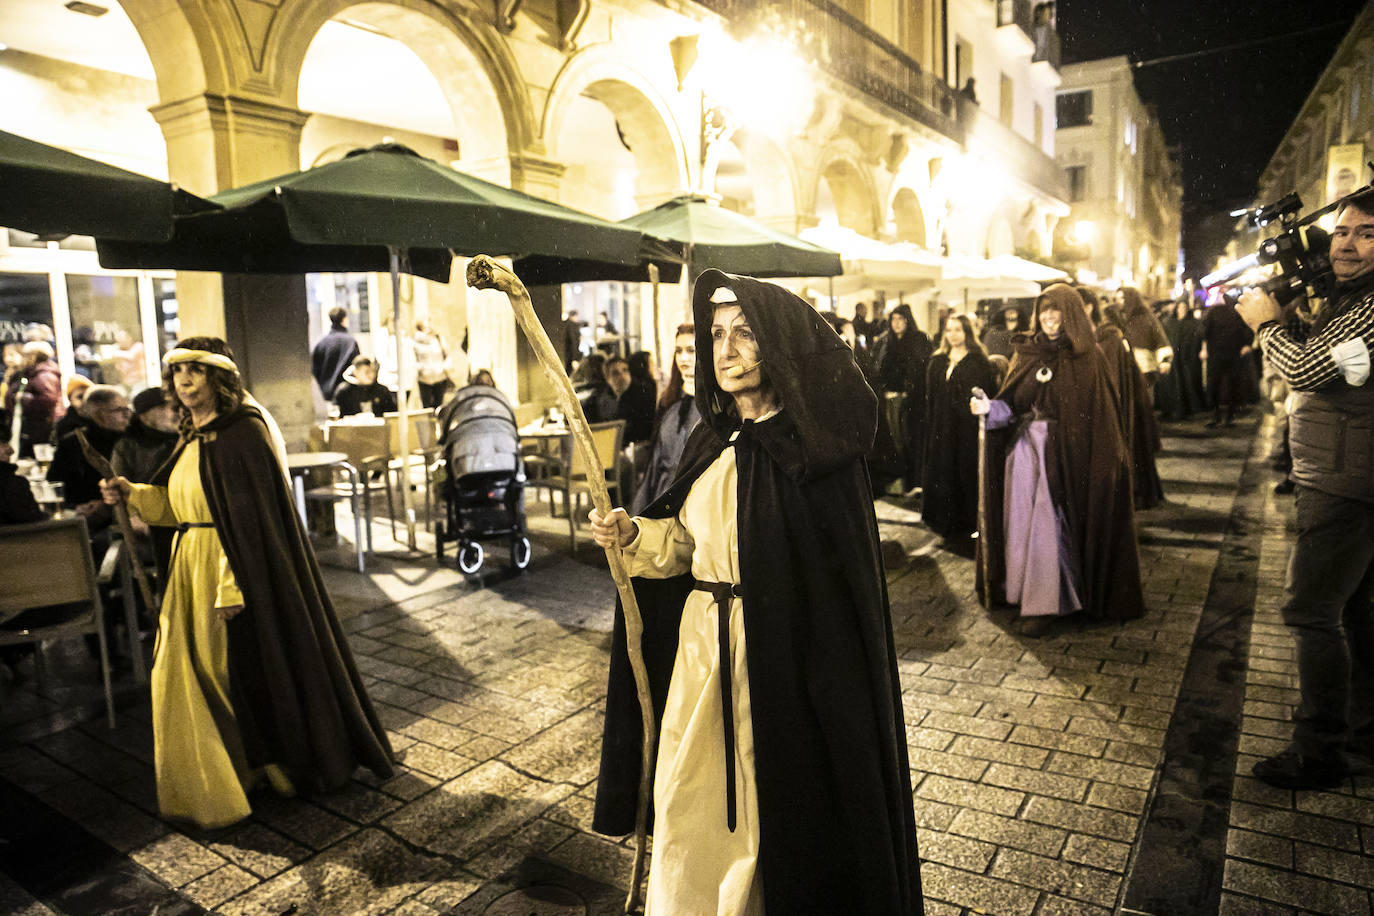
[[973, 387, 990, 609], [77, 428, 158, 617], [466, 256, 655, 915]]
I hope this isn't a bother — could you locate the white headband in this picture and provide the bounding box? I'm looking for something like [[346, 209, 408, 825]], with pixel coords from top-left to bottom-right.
[[165, 348, 239, 374]]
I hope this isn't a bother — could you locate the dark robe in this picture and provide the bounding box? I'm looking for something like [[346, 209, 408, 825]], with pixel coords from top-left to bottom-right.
[[157, 405, 394, 791], [871, 306, 934, 489], [978, 284, 1145, 621], [922, 350, 997, 543], [629, 394, 701, 513], [1096, 325, 1164, 510], [594, 270, 923, 915], [1158, 311, 1205, 418]]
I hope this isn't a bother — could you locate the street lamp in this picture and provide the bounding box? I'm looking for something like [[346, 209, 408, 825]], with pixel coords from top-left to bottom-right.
[[1073, 220, 1096, 245]]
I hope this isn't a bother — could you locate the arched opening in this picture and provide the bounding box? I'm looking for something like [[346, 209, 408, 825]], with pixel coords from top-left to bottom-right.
[[0, 0, 172, 391], [294, 4, 516, 397], [705, 129, 797, 229], [817, 158, 877, 236], [987, 217, 1015, 257], [891, 187, 927, 247]]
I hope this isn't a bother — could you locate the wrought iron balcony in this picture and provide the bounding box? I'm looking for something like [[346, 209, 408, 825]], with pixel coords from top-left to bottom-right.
[[692, 0, 964, 144], [1032, 23, 1060, 71]]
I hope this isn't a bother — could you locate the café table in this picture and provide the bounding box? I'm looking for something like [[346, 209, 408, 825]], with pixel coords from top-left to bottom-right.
[[285, 450, 365, 573]]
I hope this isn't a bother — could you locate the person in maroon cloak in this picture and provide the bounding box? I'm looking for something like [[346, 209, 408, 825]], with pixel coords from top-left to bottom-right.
[[973, 284, 1145, 636], [591, 269, 922, 915], [1080, 289, 1166, 509]]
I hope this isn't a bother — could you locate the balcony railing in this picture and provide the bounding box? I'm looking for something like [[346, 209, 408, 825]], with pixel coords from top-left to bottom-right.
[[997, 0, 1033, 43], [1032, 23, 1060, 71], [693, 0, 964, 144], [966, 106, 1067, 201]]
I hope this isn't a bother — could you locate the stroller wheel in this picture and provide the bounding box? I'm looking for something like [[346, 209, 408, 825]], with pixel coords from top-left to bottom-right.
[[458, 541, 484, 574], [511, 535, 532, 571]]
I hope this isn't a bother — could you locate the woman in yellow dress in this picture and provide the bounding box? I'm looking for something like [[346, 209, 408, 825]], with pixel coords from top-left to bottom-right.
[[103, 337, 392, 829], [591, 272, 923, 915]]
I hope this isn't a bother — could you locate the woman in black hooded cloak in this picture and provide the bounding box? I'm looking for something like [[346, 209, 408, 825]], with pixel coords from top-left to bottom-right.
[[591, 270, 923, 915]]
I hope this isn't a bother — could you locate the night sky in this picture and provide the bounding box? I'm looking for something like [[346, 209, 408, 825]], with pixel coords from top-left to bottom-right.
[[1058, 0, 1370, 277]]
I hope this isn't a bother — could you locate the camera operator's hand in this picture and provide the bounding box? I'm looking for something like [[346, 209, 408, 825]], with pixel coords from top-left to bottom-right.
[[1237, 288, 1282, 331]]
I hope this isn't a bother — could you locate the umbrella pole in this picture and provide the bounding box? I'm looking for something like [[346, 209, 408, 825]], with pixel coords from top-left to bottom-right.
[[391, 247, 417, 550], [649, 263, 661, 375]]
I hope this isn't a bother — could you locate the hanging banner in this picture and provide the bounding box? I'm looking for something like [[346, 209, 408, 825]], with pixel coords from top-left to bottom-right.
[[1326, 143, 1365, 206]]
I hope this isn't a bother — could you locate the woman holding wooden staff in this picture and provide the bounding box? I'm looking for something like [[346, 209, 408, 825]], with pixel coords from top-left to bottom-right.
[[590, 270, 923, 915]]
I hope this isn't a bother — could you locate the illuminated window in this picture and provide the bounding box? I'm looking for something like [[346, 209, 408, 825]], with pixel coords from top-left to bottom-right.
[[1034, 101, 1044, 148], [1000, 73, 1015, 128]]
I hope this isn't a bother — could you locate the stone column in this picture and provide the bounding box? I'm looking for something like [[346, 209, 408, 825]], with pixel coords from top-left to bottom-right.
[[151, 94, 316, 445]]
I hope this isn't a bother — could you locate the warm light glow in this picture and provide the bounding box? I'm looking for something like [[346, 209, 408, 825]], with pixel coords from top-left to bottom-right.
[[1073, 220, 1096, 244], [935, 154, 1007, 212], [693, 26, 813, 140]]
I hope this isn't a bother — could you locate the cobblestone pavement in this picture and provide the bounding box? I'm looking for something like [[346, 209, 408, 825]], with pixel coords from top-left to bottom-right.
[[1, 416, 1371, 915]]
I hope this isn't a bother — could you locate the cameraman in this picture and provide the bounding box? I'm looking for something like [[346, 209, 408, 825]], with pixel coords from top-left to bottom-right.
[[1237, 188, 1374, 790]]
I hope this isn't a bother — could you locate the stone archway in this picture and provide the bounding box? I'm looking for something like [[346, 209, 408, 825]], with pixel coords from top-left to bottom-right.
[[890, 186, 928, 247], [543, 47, 690, 215], [705, 128, 799, 229], [116, 0, 218, 104], [815, 149, 879, 237]]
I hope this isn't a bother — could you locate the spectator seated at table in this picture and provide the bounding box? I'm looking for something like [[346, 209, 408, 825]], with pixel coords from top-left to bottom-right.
[[48, 385, 131, 535], [334, 356, 398, 418], [112, 386, 181, 590], [54, 376, 93, 442], [0, 442, 42, 526], [586, 355, 655, 445]]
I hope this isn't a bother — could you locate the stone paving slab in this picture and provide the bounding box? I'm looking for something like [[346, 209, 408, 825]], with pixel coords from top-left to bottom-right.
[[4, 417, 1370, 914]]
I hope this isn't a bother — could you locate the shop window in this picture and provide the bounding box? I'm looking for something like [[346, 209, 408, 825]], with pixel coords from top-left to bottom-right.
[[6, 229, 50, 250], [65, 274, 146, 393], [0, 273, 55, 348], [153, 277, 179, 353]]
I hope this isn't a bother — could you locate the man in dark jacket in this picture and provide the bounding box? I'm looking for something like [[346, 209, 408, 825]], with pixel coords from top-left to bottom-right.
[[1202, 294, 1254, 426], [112, 387, 179, 484], [48, 385, 129, 521], [587, 355, 655, 445], [311, 307, 360, 402], [1238, 189, 1374, 789], [334, 356, 398, 417]]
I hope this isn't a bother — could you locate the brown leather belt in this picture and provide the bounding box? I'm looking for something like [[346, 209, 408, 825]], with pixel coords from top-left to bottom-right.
[[693, 578, 744, 832]]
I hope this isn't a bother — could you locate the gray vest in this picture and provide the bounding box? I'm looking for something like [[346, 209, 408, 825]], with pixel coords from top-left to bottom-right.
[[1290, 379, 1374, 503]]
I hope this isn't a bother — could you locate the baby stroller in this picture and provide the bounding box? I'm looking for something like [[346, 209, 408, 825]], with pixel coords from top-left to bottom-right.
[[434, 384, 531, 574]]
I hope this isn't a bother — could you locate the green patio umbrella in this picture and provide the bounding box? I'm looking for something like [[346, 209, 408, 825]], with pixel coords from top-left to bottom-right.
[[0, 129, 215, 242], [619, 194, 842, 281], [97, 143, 679, 550]]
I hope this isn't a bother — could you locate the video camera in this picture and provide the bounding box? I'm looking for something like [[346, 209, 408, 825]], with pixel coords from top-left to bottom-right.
[[1202, 164, 1374, 305]]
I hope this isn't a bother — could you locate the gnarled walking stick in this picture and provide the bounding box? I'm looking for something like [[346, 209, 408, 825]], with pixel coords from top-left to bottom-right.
[[467, 256, 655, 914], [76, 429, 158, 617]]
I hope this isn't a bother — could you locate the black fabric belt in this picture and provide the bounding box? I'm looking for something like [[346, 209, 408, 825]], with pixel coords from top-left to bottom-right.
[[693, 578, 743, 832], [175, 522, 215, 533]]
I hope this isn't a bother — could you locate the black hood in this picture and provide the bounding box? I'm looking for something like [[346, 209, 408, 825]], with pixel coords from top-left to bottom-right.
[[692, 268, 876, 480]]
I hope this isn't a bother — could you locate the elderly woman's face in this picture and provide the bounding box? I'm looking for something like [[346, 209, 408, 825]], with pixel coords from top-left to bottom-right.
[[712, 304, 763, 394], [1039, 308, 1064, 339]]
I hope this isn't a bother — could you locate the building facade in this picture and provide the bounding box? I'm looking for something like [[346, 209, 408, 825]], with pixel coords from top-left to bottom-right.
[[1053, 55, 1182, 299], [1229, 4, 1374, 276], [1, 0, 1066, 440]]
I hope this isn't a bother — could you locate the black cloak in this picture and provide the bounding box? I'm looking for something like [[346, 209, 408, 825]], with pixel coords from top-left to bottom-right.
[[977, 284, 1145, 620], [593, 269, 923, 915], [156, 404, 394, 791], [1096, 319, 1164, 510], [871, 304, 934, 487], [922, 349, 997, 543], [1158, 309, 1205, 419]]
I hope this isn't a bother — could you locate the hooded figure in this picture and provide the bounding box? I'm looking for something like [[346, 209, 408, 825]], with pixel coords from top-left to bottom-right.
[[1120, 286, 1173, 385], [592, 270, 923, 915], [975, 284, 1145, 630], [1086, 294, 1166, 510], [870, 303, 934, 491]]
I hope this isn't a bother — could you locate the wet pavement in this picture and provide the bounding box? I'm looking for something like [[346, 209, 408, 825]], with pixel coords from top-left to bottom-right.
[[1, 414, 1370, 915]]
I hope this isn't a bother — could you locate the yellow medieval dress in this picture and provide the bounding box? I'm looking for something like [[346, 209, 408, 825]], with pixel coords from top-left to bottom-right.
[[624, 432, 764, 916], [128, 438, 292, 828]]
